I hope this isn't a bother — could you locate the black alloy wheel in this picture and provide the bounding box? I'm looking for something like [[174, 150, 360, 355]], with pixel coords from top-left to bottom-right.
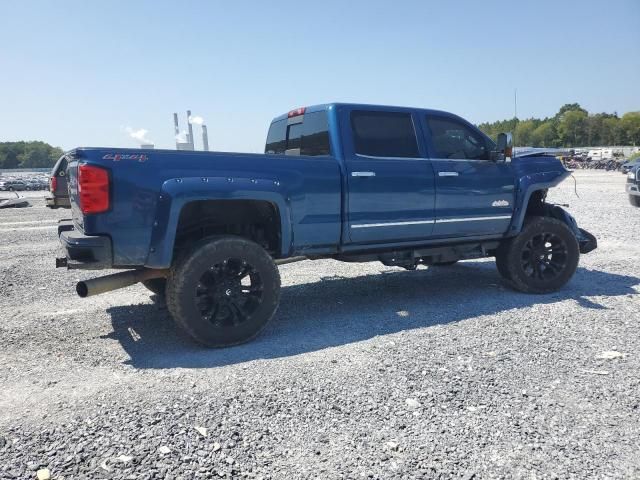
[[167, 237, 281, 347], [495, 216, 579, 294], [520, 232, 568, 282], [195, 258, 264, 329]]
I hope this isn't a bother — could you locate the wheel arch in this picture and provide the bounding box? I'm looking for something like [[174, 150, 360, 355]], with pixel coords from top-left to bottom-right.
[[145, 177, 292, 268], [509, 171, 570, 234]]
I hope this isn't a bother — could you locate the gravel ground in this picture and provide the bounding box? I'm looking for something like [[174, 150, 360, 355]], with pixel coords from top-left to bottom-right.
[[0, 171, 639, 479]]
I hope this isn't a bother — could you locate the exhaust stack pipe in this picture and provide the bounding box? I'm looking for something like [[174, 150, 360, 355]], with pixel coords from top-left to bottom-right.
[[187, 109, 195, 150], [173, 113, 180, 149], [76, 269, 169, 298], [202, 124, 209, 151]]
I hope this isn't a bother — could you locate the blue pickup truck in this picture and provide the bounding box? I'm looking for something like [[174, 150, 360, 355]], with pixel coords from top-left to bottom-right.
[[56, 103, 596, 347]]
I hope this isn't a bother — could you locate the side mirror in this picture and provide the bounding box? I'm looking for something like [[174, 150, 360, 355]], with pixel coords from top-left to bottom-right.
[[495, 132, 513, 161]]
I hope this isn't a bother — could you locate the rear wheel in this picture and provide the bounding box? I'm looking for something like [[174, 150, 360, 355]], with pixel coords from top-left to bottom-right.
[[166, 237, 281, 347], [495, 216, 579, 293], [630, 195, 640, 207]]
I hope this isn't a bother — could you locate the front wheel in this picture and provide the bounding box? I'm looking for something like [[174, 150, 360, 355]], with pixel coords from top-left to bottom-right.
[[166, 237, 281, 347], [495, 217, 579, 294]]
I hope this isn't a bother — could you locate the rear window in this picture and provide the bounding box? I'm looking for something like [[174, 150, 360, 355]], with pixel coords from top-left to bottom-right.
[[351, 111, 419, 158], [265, 111, 331, 156]]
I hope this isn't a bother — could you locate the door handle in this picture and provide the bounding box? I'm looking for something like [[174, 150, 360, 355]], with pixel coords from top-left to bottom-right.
[[351, 171, 376, 177], [438, 171, 459, 177]]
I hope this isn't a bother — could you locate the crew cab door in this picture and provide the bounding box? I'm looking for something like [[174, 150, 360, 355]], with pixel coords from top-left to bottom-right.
[[422, 114, 515, 237], [341, 108, 435, 244]]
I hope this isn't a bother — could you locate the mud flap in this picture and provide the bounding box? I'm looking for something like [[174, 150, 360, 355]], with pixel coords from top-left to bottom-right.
[[545, 205, 597, 254]]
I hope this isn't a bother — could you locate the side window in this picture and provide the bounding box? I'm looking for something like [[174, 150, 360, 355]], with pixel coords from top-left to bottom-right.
[[426, 116, 491, 160], [265, 119, 286, 154], [351, 111, 419, 158], [265, 112, 331, 156]]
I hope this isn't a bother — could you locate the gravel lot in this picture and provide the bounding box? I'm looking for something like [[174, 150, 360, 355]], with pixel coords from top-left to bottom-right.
[[0, 171, 639, 479]]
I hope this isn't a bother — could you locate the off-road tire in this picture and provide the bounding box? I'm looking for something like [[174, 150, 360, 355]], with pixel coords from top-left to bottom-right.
[[495, 216, 579, 294], [629, 195, 640, 207], [166, 237, 281, 347], [142, 278, 167, 298], [494, 246, 513, 282]]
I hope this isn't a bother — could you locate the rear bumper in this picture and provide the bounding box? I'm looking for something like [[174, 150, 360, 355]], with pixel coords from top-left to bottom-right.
[[57, 220, 112, 270], [46, 195, 71, 209]]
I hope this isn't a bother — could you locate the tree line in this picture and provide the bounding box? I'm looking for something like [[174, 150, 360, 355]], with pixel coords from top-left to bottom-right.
[[478, 103, 640, 148], [0, 141, 64, 169]]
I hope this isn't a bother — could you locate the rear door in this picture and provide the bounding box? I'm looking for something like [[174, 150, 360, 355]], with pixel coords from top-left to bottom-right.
[[341, 108, 436, 244], [422, 114, 515, 237]]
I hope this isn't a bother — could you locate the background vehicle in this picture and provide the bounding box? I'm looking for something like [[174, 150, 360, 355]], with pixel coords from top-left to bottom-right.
[[620, 158, 640, 174], [46, 155, 70, 208], [55, 103, 597, 347], [627, 166, 640, 207], [0, 180, 27, 191]]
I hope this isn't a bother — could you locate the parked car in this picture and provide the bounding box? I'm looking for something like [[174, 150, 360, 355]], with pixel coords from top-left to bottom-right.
[[55, 103, 597, 347], [620, 158, 640, 174], [25, 179, 44, 190], [0, 180, 27, 191], [46, 155, 70, 208], [627, 166, 640, 207]]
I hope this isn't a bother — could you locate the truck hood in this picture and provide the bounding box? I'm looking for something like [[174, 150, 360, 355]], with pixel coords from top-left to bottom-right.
[[514, 147, 570, 158]]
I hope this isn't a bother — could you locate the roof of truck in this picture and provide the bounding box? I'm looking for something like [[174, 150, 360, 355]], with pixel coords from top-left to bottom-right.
[[270, 103, 455, 123]]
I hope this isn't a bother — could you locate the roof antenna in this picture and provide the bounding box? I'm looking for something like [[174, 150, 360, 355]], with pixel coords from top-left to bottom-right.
[[513, 88, 518, 147]]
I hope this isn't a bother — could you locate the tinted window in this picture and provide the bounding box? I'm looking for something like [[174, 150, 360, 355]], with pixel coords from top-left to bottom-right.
[[287, 123, 302, 152], [265, 112, 331, 156], [301, 112, 330, 156], [351, 111, 419, 158], [265, 119, 286, 154], [426, 116, 492, 160]]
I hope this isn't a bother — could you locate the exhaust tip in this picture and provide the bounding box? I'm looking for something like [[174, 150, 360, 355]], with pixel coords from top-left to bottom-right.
[[76, 282, 88, 298]]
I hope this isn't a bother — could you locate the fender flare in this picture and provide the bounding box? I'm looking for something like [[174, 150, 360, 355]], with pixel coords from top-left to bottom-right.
[[509, 171, 570, 235], [144, 176, 292, 268]]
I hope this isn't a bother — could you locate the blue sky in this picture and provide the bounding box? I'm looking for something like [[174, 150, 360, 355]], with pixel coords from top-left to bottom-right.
[[1, 0, 638, 152]]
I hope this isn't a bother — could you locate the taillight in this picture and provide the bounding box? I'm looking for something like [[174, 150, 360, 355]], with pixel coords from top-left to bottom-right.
[[288, 107, 306, 118], [78, 164, 109, 214], [49, 176, 57, 193]]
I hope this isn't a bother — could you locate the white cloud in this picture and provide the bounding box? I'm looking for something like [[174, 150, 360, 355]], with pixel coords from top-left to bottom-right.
[[125, 126, 153, 145]]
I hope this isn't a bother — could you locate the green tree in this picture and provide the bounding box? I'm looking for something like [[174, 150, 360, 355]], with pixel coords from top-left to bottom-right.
[[0, 141, 63, 169], [556, 103, 588, 118], [557, 110, 588, 147], [514, 119, 537, 146], [530, 122, 556, 147], [620, 112, 640, 145]]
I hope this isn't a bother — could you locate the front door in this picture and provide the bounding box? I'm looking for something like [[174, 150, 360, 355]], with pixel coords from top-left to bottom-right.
[[423, 114, 515, 237], [342, 109, 436, 244]]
